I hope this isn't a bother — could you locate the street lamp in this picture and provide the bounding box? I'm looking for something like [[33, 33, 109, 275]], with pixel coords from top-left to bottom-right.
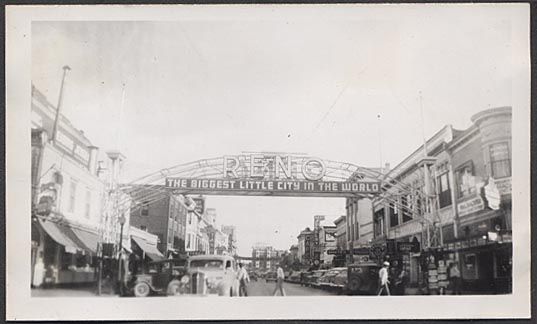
[[117, 214, 126, 296]]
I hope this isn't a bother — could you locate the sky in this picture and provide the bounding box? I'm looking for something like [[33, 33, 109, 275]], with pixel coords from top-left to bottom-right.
[[31, 6, 525, 255]]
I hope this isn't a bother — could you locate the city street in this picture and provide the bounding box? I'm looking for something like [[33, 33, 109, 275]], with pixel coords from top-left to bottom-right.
[[245, 280, 337, 296]]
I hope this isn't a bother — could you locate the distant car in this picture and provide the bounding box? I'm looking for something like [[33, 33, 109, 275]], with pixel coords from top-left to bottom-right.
[[265, 271, 277, 283], [332, 268, 348, 292], [176, 255, 240, 296], [318, 268, 346, 290], [310, 270, 329, 288], [248, 271, 258, 281], [129, 258, 187, 297], [287, 271, 301, 283]]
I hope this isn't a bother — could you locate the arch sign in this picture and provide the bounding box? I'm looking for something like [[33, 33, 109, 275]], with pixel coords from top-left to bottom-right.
[[164, 153, 381, 197]]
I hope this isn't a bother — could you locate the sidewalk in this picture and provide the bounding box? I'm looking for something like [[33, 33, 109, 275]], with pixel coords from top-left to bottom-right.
[[31, 284, 118, 297]]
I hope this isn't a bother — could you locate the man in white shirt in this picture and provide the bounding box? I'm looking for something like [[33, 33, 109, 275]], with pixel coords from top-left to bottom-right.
[[273, 265, 286, 296], [377, 261, 391, 296], [448, 261, 462, 295], [237, 263, 250, 297]]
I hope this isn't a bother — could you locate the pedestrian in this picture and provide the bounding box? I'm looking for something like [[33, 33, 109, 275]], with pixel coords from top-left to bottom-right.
[[273, 264, 286, 296], [237, 262, 250, 297], [377, 261, 391, 296], [394, 267, 408, 295], [448, 261, 462, 295]]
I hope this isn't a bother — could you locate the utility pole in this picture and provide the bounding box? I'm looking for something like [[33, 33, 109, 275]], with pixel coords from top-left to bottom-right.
[[51, 65, 71, 143]]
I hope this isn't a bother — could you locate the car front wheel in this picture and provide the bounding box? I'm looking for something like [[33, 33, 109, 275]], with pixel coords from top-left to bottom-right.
[[134, 282, 151, 297]]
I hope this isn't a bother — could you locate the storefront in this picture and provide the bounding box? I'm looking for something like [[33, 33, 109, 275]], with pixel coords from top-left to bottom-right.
[[441, 216, 512, 294], [32, 217, 100, 287]]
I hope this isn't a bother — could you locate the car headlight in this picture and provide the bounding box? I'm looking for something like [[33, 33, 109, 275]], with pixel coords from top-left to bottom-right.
[[181, 275, 190, 284], [206, 277, 218, 289]]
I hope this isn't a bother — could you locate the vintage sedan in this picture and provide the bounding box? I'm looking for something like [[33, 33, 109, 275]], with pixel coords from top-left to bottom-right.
[[130, 259, 187, 297], [173, 255, 240, 297]]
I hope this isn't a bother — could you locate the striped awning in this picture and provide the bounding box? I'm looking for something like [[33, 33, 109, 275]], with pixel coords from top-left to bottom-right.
[[132, 236, 164, 261], [38, 219, 99, 254]]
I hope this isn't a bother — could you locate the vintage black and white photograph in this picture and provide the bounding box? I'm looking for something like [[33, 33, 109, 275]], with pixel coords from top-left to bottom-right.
[[6, 3, 531, 320]]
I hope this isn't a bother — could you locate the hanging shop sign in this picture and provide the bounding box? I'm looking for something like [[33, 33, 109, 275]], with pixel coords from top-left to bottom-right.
[[457, 195, 485, 217], [396, 241, 420, 253]]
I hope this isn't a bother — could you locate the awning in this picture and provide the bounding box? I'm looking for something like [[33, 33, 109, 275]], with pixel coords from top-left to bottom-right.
[[132, 236, 164, 261], [38, 219, 99, 254]]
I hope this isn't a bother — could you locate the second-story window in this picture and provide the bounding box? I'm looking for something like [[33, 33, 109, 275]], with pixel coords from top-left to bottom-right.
[[68, 179, 77, 213], [84, 189, 91, 219], [389, 203, 399, 227], [456, 162, 476, 198], [140, 202, 149, 216], [402, 194, 413, 223], [437, 164, 452, 208], [490, 142, 511, 178], [374, 209, 385, 237]]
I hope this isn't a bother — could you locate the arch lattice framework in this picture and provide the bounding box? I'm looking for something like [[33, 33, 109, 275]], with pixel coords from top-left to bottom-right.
[[116, 154, 434, 227]]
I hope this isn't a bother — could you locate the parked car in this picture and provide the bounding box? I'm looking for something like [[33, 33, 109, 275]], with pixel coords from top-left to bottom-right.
[[129, 258, 187, 297], [265, 271, 277, 283], [287, 271, 301, 283], [300, 271, 314, 286], [309, 270, 329, 288], [346, 263, 380, 295], [176, 255, 240, 296], [318, 268, 346, 290], [332, 268, 348, 292]]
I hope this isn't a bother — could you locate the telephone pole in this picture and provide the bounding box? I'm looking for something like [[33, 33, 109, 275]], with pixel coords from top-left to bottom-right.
[[51, 65, 71, 143]]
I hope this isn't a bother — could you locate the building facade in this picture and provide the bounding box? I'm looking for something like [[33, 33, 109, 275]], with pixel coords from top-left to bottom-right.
[[319, 225, 337, 266], [129, 188, 188, 257], [31, 85, 130, 287], [296, 227, 314, 264], [370, 107, 512, 294]]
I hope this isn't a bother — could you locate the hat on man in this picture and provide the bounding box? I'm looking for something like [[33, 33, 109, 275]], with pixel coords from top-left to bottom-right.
[[383, 261, 390, 267]]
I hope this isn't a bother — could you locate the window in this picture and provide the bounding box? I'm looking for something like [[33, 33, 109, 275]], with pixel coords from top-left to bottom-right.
[[389, 203, 399, 227], [401, 195, 413, 223], [68, 179, 77, 213], [140, 202, 149, 216], [456, 162, 476, 198], [186, 234, 191, 249], [84, 189, 91, 219], [354, 222, 359, 239], [188, 213, 192, 225], [168, 229, 173, 244], [374, 209, 385, 237], [437, 165, 452, 208], [140, 225, 147, 231], [490, 143, 511, 178]]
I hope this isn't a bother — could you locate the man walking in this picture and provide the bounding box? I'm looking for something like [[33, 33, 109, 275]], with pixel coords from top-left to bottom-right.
[[273, 264, 286, 296], [448, 261, 462, 295], [237, 263, 250, 297], [377, 261, 391, 296]]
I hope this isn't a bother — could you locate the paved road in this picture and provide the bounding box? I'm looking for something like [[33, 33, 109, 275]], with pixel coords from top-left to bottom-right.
[[244, 279, 338, 296]]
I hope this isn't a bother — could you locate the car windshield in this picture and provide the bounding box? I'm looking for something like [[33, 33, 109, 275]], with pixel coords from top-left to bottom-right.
[[189, 259, 224, 269]]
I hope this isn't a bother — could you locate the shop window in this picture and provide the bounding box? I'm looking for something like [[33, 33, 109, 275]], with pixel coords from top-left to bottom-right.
[[389, 203, 399, 227], [140, 202, 149, 216], [437, 172, 452, 208], [68, 179, 77, 213], [495, 251, 512, 278], [490, 143, 511, 178]]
